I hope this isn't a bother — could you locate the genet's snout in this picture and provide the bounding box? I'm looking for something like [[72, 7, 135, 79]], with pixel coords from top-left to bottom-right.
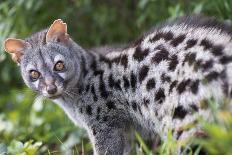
[[46, 85, 57, 95]]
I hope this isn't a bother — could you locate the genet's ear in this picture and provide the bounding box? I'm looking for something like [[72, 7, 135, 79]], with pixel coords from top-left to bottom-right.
[[4, 38, 29, 64], [46, 19, 69, 43]]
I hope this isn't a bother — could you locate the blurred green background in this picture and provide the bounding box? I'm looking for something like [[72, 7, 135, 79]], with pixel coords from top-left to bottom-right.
[[0, 0, 232, 154]]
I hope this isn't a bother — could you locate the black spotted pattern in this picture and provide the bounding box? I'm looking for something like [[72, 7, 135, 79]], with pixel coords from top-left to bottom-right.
[[190, 80, 200, 94], [170, 34, 186, 47], [123, 76, 130, 90], [146, 78, 156, 91], [205, 71, 220, 82], [130, 72, 137, 91], [143, 98, 150, 107], [220, 55, 232, 64], [183, 53, 196, 66], [155, 88, 165, 104], [168, 54, 178, 71], [211, 45, 224, 56], [173, 106, 188, 119], [133, 46, 149, 62], [86, 105, 92, 115], [99, 77, 109, 99], [200, 39, 212, 50], [169, 80, 178, 93], [177, 79, 191, 94], [185, 39, 197, 50], [132, 101, 137, 111], [120, 55, 128, 69], [106, 101, 116, 110], [91, 85, 98, 101], [139, 66, 149, 83], [161, 73, 171, 83], [152, 46, 169, 64]]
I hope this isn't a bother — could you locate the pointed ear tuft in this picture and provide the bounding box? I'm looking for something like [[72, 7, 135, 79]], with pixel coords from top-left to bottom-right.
[[46, 19, 69, 43], [4, 38, 28, 64]]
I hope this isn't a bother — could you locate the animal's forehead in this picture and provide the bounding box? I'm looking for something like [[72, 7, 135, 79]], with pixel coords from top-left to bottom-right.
[[21, 44, 69, 68]]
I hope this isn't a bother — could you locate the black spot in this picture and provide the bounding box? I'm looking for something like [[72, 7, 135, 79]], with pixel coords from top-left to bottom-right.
[[86, 105, 92, 115], [99, 56, 112, 68], [92, 128, 97, 135], [123, 76, 130, 90], [133, 46, 149, 62], [183, 53, 196, 66], [103, 116, 108, 122], [169, 54, 178, 71], [173, 106, 188, 119], [108, 74, 115, 88], [94, 70, 104, 76], [194, 59, 203, 71], [130, 72, 137, 91], [170, 34, 186, 47], [202, 60, 213, 71], [169, 80, 177, 93], [220, 55, 232, 64], [190, 80, 200, 94], [106, 101, 116, 110], [163, 31, 174, 40], [120, 55, 128, 69], [99, 77, 109, 99], [97, 107, 101, 114], [161, 73, 171, 83], [152, 46, 169, 64], [114, 80, 121, 90], [146, 78, 156, 91], [78, 85, 84, 94], [211, 45, 224, 56], [190, 104, 199, 112], [176, 130, 183, 140], [90, 58, 97, 71], [108, 74, 121, 90], [81, 56, 88, 77], [85, 84, 90, 92], [139, 65, 149, 83], [177, 79, 191, 94], [185, 39, 197, 50], [126, 101, 130, 106], [143, 98, 150, 107], [91, 85, 98, 101], [155, 88, 165, 104], [137, 105, 142, 115], [96, 107, 101, 120], [150, 32, 163, 42], [131, 101, 137, 111], [200, 39, 212, 50], [205, 71, 220, 82]]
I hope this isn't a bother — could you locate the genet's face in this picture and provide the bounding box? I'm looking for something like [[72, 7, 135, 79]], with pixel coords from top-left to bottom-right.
[[20, 43, 78, 99]]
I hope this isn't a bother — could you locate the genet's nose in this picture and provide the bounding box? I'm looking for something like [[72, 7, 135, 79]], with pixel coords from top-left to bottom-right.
[[46, 85, 57, 95]]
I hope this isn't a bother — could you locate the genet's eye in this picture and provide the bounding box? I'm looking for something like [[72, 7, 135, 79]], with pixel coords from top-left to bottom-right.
[[54, 61, 65, 71], [30, 70, 40, 80]]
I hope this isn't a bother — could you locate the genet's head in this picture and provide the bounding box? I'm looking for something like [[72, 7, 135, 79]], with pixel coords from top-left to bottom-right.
[[4, 19, 81, 99]]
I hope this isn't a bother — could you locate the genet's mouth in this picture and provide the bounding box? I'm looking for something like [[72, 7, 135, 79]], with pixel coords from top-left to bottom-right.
[[48, 94, 62, 99]]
